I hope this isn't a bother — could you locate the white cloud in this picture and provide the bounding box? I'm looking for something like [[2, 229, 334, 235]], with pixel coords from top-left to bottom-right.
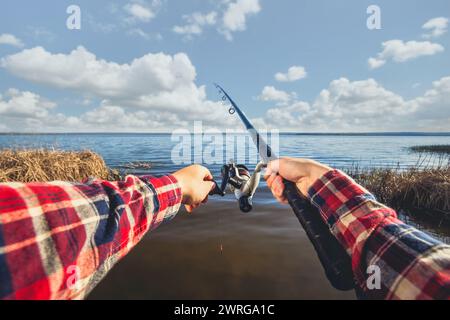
[[255, 77, 450, 132], [124, 0, 162, 23], [258, 86, 294, 103], [275, 66, 307, 82], [413, 76, 450, 120], [78, 104, 169, 131], [172, 0, 261, 41], [88, 1, 163, 35], [0, 93, 199, 132], [251, 100, 310, 130], [0, 89, 85, 133], [0, 88, 64, 132], [368, 40, 444, 69], [0, 33, 24, 48], [1, 46, 198, 103], [124, 3, 154, 22], [2, 46, 449, 133], [221, 0, 261, 40], [422, 17, 448, 39], [367, 57, 386, 69], [1, 75, 450, 132], [173, 11, 217, 38], [0, 88, 55, 118], [0, 46, 241, 132]]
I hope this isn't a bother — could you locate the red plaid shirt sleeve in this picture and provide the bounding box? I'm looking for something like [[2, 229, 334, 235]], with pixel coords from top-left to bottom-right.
[[308, 170, 450, 299], [0, 175, 182, 300]]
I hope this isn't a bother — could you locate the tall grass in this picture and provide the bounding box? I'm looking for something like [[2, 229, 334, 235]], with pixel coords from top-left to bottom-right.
[[347, 159, 450, 225], [0, 149, 120, 183]]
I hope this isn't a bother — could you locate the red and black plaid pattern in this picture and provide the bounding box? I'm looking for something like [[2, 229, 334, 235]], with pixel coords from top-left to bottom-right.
[[0, 175, 181, 300], [1, 168, 449, 300], [308, 170, 450, 299]]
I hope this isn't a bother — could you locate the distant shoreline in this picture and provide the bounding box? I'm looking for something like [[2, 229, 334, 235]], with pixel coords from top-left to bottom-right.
[[1, 132, 450, 137]]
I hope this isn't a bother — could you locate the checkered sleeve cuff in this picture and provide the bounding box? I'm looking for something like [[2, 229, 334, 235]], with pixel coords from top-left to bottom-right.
[[306, 170, 450, 300], [139, 175, 182, 223], [307, 169, 397, 255], [307, 170, 377, 227]]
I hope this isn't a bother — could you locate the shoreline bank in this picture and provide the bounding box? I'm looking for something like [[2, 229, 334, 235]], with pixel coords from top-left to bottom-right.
[[0, 148, 449, 227]]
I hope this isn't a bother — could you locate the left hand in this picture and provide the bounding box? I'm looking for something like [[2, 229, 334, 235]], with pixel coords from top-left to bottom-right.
[[172, 165, 215, 213]]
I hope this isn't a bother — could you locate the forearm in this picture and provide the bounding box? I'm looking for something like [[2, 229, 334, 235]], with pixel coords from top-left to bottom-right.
[[308, 170, 450, 299], [0, 175, 182, 300]]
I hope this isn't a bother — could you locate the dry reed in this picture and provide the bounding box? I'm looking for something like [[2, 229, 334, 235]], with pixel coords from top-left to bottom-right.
[[348, 165, 450, 224], [0, 149, 119, 183]]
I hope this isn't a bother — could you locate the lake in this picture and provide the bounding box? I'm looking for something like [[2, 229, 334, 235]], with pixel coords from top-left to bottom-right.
[[1, 133, 449, 175]]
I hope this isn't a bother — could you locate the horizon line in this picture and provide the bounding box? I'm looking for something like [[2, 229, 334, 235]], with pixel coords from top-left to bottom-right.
[[1, 131, 450, 136]]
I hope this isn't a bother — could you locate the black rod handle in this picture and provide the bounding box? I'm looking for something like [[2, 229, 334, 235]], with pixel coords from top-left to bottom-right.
[[283, 180, 355, 291]]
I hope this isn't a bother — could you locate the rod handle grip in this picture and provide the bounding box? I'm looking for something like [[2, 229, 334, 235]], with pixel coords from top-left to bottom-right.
[[283, 180, 355, 291]]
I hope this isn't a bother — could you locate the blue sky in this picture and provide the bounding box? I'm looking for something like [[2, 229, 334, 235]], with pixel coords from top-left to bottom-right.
[[0, 0, 449, 132]]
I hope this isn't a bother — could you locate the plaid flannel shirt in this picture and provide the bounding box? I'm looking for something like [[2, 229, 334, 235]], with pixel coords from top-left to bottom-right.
[[308, 170, 450, 299], [0, 175, 181, 300], [0, 170, 449, 300]]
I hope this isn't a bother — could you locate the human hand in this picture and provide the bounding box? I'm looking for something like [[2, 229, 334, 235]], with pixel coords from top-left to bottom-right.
[[172, 165, 215, 213], [264, 158, 332, 204]]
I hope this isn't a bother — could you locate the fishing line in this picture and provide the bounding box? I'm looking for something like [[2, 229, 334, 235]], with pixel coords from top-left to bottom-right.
[[217, 90, 229, 256]]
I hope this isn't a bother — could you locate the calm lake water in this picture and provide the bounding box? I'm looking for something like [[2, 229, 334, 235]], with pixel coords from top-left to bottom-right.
[[1, 133, 449, 299], [1, 133, 449, 176]]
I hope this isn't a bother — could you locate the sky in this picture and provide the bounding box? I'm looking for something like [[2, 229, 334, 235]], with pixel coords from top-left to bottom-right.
[[0, 0, 449, 132]]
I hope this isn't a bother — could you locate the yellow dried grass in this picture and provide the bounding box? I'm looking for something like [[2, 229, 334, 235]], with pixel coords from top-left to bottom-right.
[[0, 149, 119, 183], [349, 166, 450, 223]]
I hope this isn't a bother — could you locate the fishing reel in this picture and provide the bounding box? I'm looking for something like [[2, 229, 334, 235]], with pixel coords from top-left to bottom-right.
[[210, 161, 266, 213]]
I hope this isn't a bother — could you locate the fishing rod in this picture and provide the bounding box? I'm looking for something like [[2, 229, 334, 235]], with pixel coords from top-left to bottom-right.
[[210, 84, 355, 291]]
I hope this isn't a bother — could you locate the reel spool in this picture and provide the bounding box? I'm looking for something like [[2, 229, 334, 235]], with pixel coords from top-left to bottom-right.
[[210, 161, 266, 213]]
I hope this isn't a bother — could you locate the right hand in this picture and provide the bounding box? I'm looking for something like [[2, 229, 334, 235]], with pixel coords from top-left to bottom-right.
[[264, 158, 332, 204]]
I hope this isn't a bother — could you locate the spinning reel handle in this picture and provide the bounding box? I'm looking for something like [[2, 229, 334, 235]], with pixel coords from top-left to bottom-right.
[[209, 165, 231, 197], [209, 182, 225, 197]]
